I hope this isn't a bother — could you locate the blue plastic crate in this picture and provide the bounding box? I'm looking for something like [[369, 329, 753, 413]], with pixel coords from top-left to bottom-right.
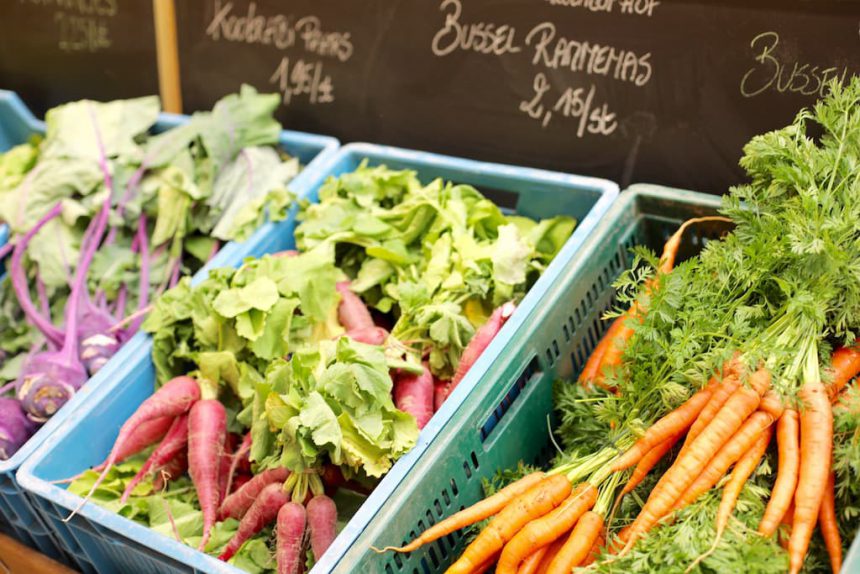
[[0, 89, 338, 567], [18, 142, 618, 574]]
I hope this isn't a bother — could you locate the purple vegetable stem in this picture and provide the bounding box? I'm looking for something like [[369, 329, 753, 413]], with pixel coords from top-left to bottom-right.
[[113, 284, 128, 321], [131, 213, 150, 332], [36, 275, 51, 321], [10, 203, 65, 346]]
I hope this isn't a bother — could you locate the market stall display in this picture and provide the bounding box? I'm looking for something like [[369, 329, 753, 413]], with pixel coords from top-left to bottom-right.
[[0, 88, 338, 565]]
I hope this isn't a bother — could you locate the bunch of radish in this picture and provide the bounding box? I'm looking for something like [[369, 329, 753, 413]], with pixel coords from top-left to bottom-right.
[[73, 375, 338, 573]]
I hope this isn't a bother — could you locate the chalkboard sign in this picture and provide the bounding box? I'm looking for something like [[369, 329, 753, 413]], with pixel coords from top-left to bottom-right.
[[0, 0, 160, 116], [176, 0, 860, 193]]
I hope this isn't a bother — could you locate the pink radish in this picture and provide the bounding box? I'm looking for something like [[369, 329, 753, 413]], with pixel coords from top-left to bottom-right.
[[219, 482, 290, 561], [92, 416, 174, 471], [218, 433, 236, 502], [335, 282, 374, 331], [188, 399, 227, 550], [273, 250, 298, 258], [219, 467, 291, 521], [277, 502, 308, 574], [224, 432, 252, 498], [393, 363, 434, 429], [434, 379, 451, 412], [231, 474, 251, 492], [320, 465, 372, 496], [55, 416, 174, 486], [347, 326, 388, 346], [152, 449, 188, 491], [307, 494, 337, 561], [450, 302, 516, 391], [120, 415, 189, 503], [70, 376, 201, 519]]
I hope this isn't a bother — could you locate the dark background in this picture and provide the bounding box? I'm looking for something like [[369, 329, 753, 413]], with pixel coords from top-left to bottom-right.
[[2, 0, 859, 194], [0, 0, 159, 112]]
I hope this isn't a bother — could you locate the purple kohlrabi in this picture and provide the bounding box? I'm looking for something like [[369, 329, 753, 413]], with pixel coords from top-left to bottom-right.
[[0, 397, 38, 459]]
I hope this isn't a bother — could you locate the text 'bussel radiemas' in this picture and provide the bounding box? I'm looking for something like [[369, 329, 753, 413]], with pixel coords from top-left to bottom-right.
[[431, 0, 658, 138]]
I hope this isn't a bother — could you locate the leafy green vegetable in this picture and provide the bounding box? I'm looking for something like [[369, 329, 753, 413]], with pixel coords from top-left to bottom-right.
[[144, 249, 418, 481], [260, 337, 418, 478], [295, 162, 576, 378], [143, 249, 341, 386]]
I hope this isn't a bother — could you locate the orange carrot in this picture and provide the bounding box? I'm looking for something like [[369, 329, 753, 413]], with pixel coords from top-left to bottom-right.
[[759, 409, 800, 537], [686, 426, 773, 573], [581, 532, 605, 567], [611, 525, 630, 550], [472, 552, 500, 574], [496, 483, 597, 574], [717, 425, 772, 536], [788, 380, 833, 574], [578, 317, 621, 385], [657, 216, 732, 274], [673, 411, 775, 512], [447, 474, 573, 574], [621, 434, 682, 496], [679, 364, 742, 458], [827, 345, 860, 401], [535, 537, 567, 574], [620, 369, 770, 551], [376, 472, 546, 553], [819, 472, 842, 574], [611, 385, 714, 472], [758, 390, 785, 419], [546, 511, 604, 574], [517, 547, 548, 574], [595, 217, 731, 383], [596, 308, 639, 378]]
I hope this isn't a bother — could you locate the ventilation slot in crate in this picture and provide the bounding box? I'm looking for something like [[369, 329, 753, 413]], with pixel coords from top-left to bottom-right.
[[533, 443, 556, 467], [479, 355, 541, 442], [569, 243, 629, 375]]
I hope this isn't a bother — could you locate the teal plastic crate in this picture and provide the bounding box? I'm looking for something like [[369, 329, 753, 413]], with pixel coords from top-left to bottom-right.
[[0, 89, 338, 567], [328, 184, 746, 573], [18, 143, 618, 574]]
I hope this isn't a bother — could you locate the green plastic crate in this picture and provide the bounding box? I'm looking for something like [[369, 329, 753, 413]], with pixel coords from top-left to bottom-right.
[[330, 184, 732, 573]]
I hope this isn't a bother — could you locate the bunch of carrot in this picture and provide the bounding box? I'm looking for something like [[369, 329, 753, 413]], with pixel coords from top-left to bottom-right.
[[377, 216, 860, 574], [607, 344, 860, 574]]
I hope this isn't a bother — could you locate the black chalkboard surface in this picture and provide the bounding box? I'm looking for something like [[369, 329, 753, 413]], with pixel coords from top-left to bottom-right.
[[176, 0, 860, 194], [0, 0, 159, 116]]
